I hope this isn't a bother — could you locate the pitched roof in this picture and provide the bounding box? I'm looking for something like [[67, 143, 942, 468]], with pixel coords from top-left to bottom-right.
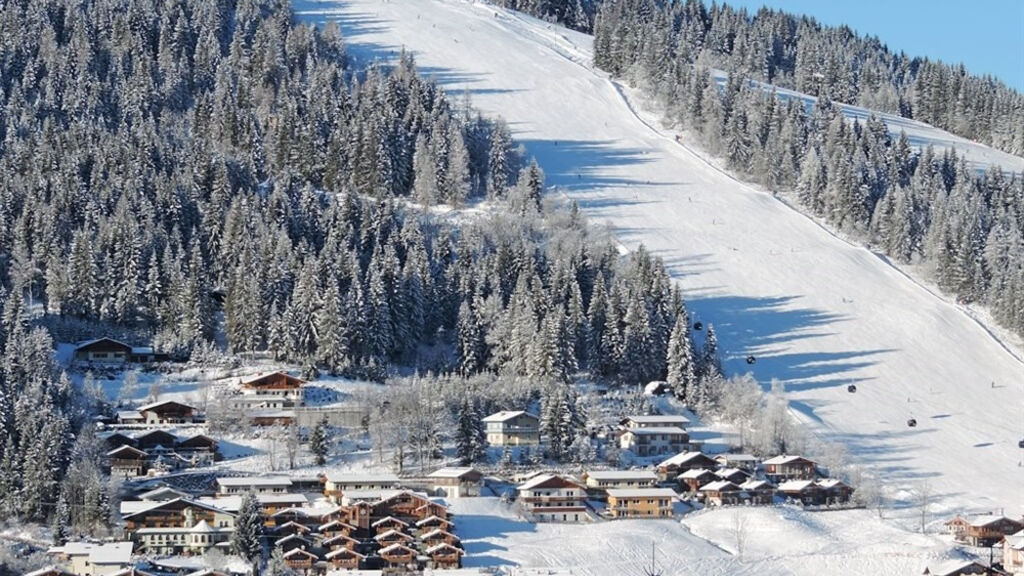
[[657, 451, 716, 467], [371, 515, 410, 528], [325, 547, 366, 559], [136, 400, 196, 412], [763, 454, 815, 466], [116, 410, 143, 421], [121, 497, 233, 520], [623, 426, 688, 435], [924, 560, 986, 576], [378, 543, 417, 555], [679, 468, 716, 479], [425, 542, 465, 555], [373, 529, 413, 542], [49, 541, 133, 564], [420, 528, 459, 540], [283, 548, 318, 560], [739, 479, 773, 490], [325, 472, 400, 485], [517, 473, 585, 492], [777, 480, 817, 492], [107, 445, 147, 458], [319, 519, 358, 532], [605, 488, 678, 499], [216, 475, 293, 487], [74, 337, 131, 351], [23, 567, 77, 576], [138, 486, 191, 501], [239, 371, 304, 385], [1005, 529, 1024, 550], [482, 410, 538, 422], [415, 515, 453, 527], [700, 480, 740, 492]]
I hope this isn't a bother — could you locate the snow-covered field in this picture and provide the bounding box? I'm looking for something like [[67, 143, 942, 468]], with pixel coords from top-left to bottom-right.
[[293, 0, 1024, 524]]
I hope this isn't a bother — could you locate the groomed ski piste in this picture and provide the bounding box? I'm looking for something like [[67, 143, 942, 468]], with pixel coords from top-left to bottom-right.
[[293, 0, 1024, 572]]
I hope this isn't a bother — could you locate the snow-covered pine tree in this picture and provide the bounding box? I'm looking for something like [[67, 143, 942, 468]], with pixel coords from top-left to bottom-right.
[[310, 417, 329, 466], [231, 491, 264, 566]]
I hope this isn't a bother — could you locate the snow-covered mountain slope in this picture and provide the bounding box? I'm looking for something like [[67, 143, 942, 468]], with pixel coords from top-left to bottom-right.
[[294, 0, 1024, 517]]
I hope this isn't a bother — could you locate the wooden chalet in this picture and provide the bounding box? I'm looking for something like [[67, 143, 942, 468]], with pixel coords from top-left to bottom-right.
[[816, 478, 853, 505], [282, 548, 318, 572], [274, 533, 315, 552], [176, 434, 218, 460], [136, 400, 198, 425], [102, 431, 136, 450], [274, 521, 312, 538], [325, 547, 365, 570], [378, 543, 418, 567], [73, 338, 164, 364], [415, 515, 454, 531], [605, 488, 676, 518], [419, 528, 460, 546], [738, 479, 776, 505], [656, 451, 719, 482], [482, 410, 541, 446], [322, 533, 361, 551], [107, 445, 148, 478], [371, 515, 410, 534], [776, 480, 821, 505], [23, 567, 77, 576], [133, 430, 178, 452], [945, 514, 1024, 547], [374, 529, 414, 545], [714, 453, 759, 472], [699, 480, 742, 506], [239, 371, 305, 399], [762, 455, 817, 482], [679, 468, 718, 493], [319, 519, 358, 538], [922, 560, 988, 576], [415, 500, 449, 521], [425, 543, 464, 569], [122, 498, 234, 533], [714, 467, 751, 485], [619, 415, 691, 429], [374, 490, 444, 521]]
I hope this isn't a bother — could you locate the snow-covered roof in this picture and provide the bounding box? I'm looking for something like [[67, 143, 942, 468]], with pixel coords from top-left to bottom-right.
[[239, 371, 303, 384], [763, 454, 814, 465], [679, 468, 715, 479], [699, 480, 740, 492], [715, 468, 749, 478], [74, 337, 130, 350], [715, 453, 758, 462], [138, 486, 190, 501], [121, 498, 232, 519], [622, 415, 690, 425], [517, 473, 585, 492], [116, 410, 143, 421], [622, 426, 688, 435], [416, 515, 453, 527], [659, 451, 714, 467], [325, 547, 366, 559], [815, 478, 849, 489], [777, 480, 816, 492], [373, 529, 413, 541], [326, 472, 400, 484], [24, 566, 76, 576], [739, 479, 773, 490], [319, 519, 358, 531], [371, 515, 409, 527], [605, 488, 678, 499], [482, 410, 538, 422], [136, 399, 195, 412], [584, 470, 657, 481], [427, 466, 481, 479], [197, 493, 307, 512], [378, 542, 416, 555], [275, 533, 314, 546], [49, 541, 133, 564], [425, 542, 465, 555], [1005, 529, 1024, 550], [216, 476, 293, 487]]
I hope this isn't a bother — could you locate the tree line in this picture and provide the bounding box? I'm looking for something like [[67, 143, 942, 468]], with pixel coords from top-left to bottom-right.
[[592, 0, 1024, 338]]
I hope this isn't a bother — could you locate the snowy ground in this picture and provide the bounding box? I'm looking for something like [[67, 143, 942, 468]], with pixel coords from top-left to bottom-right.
[[293, 0, 1024, 521]]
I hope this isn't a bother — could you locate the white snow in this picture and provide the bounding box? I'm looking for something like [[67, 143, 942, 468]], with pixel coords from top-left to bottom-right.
[[293, 0, 1024, 522]]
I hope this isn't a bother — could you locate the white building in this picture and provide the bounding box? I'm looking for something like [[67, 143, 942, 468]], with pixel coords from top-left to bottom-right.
[[582, 469, 658, 490], [483, 410, 541, 446], [215, 476, 293, 495], [427, 467, 484, 498], [515, 474, 589, 522], [619, 426, 692, 457], [47, 542, 133, 576]]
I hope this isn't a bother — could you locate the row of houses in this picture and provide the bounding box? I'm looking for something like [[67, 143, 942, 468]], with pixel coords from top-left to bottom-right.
[[103, 430, 219, 478]]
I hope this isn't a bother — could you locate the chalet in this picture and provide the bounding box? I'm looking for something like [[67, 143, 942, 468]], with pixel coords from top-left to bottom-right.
[[107, 445, 148, 478], [776, 480, 821, 505], [116, 411, 145, 425], [282, 548, 318, 573], [136, 400, 198, 425], [274, 521, 312, 538], [371, 515, 410, 534], [374, 490, 444, 521], [483, 410, 541, 446], [420, 528, 460, 546], [427, 467, 484, 498], [425, 543, 464, 569], [816, 478, 853, 505], [319, 519, 359, 538], [102, 431, 136, 450], [678, 468, 719, 493], [47, 542, 133, 576], [762, 455, 817, 482], [198, 493, 308, 519], [605, 488, 677, 518], [922, 560, 988, 576], [699, 480, 743, 506], [945, 514, 1024, 547], [133, 430, 178, 452], [176, 434, 218, 457], [516, 474, 589, 522], [239, 371, 305, 403], [324, 473, 400, 502], [619, 427, 691, 457], [1003, 529, 1024, 576], [73, 338, 164, 364], [738, 479, 776, 505], [374, 529, 414, 545], [137, 486, 191, 502], [619, 415, 690, 429], [714, 453, 759, 472], [122, 498, 234, 534], [322, 533, 361, 551], [133, 519, 232, 555], [415, 500, 450, 521], [325, 547, 365, 570], [378, 543, 418, 567], [583, 470, 658, 492], [714, 468, 751, 485], [656, 451, 719, 482], [228, 394, 299, 412], [275, 533, 315, 552], [216, 476, 292, 495]]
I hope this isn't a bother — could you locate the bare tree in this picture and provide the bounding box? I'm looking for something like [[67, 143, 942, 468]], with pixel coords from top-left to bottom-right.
[[732, 510, 749, 561], [147, 381, 162, 404], [284, 425, 300, 469], [915, 481, 932, 533]]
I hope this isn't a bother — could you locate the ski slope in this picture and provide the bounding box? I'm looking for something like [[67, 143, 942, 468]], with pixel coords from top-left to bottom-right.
[[293, 0, 1024, 522]]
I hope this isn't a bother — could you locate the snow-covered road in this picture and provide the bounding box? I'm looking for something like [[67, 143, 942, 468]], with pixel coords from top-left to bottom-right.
[[294, 0, 1024, 518]]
